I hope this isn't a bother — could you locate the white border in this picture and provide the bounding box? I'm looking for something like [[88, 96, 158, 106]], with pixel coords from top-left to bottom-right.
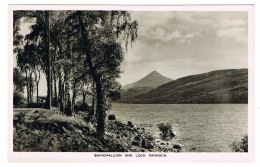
[[7, 4, 255, 163], [1, 0, 259, 166]]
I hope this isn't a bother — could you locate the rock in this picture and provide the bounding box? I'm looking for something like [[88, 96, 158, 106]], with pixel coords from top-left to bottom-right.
[[13, 116, 19, 124], [132, 136, 142, 146], [173, 143, 183, 150], [142, 139, 154, 149], [134, 136, 142, 141], [132, 140, 141, 146], [34, 110, 39, 113], [161, 143, 165, 145], [127, 121, 134, 127], [169, 131, 176, 138], [190, 147, 196, 151], [108, 115, 116, 120]]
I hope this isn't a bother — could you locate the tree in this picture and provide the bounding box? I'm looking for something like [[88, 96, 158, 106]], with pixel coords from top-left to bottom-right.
[[13, 68, 26, 107], [19, 11, 52, 109], [72, 11, 138, 138]]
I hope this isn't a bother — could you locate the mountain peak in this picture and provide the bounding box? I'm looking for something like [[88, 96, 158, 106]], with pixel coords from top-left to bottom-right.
[[122, 70, 173, 90], [150, 70, 160, 75]]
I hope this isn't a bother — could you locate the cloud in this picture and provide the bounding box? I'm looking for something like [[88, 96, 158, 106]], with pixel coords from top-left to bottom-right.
[[131, 12, 174, 27], [150, 28, 182, 42], [219, 19, 246, 28], [178, 31, 201, 43], [217, 27, 247, 43]]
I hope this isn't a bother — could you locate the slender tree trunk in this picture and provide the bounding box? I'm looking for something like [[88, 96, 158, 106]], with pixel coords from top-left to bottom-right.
[[72, 86, 76, 113], [34, 69, 40, 104], [29, 73, 32, 104], [96, 79, 105, 138], [82, 92, 86, 111], [25, 70, 29, 106], [65, 80, 72, 116], [53, 71, 58, 107], [30, 72, 34, 104], [58, 78, 64, 113], [45, 11, 52, 109]]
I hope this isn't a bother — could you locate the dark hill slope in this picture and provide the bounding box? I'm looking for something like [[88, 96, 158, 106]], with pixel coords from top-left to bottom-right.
[[129, 69, 248, 104]]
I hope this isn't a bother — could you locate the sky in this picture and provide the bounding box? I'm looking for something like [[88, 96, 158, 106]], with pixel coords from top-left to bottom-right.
[[118, 11, 248, 85], [16, 11, 248, 95]]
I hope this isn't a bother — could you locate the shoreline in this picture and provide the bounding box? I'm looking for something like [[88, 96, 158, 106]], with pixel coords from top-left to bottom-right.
[[13, 108, 183, 152]]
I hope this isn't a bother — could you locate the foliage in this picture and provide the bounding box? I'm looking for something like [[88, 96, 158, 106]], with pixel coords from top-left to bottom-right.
[[157, 122, 174, 139], [13, 68, 26, 93], [13, 68, 26, 107], [230, 134, 248, 152], [13, 91, 26, 108], [145, 133, 155, 141], [74, 101, 90, 112]]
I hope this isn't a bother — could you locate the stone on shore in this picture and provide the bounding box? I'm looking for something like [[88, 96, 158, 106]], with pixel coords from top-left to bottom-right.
[[173, 143, 183, 150], [108, 114, 116, 120], [142, 139, 154, 149]]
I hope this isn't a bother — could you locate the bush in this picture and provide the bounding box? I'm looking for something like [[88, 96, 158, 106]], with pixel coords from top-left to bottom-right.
[[145, 133, 155, 141], [13, 91, 26, 108], [27, 102, 44, 108], [157, 122, 174, 139], [230, 134, 248, 152], [74, 101, 90, 112]]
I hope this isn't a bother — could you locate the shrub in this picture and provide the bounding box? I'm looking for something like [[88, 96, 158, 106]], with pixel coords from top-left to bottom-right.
[[145, 133, 155, 141], [74, 101, 90, 112], [157, 122, 174, 139], [27, 102, 44, 108], [13, 91, 26, 108], [230, 134, 248, 152]]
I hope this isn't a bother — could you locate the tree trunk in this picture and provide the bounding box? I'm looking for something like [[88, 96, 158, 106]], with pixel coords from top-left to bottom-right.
[[25, 70, 29, 106], [53, 71, 58, 107], [72, 86, 76, 113], [96, 79, 105, 138], [30, 72, 34, 104], [65, 81, 72, 116], [82, 92, 87, 111], [45, 11, 52, 110], [58, 78, 64, 113], [34, 70, 40, 104]]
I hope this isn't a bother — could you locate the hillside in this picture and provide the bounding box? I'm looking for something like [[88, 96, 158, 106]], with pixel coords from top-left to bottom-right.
[[121, 69, 248, 104]]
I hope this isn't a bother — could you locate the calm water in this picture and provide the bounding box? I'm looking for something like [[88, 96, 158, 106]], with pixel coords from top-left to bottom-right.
[[108, 103, 248, 152]]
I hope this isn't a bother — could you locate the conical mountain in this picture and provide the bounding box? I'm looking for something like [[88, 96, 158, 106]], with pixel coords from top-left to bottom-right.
[[122, 70, 173, 90]]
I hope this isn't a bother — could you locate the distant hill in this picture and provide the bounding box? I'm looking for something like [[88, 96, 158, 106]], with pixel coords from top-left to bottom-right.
[[120, 69, 248, 104], [122, 70, 173, 90], [119, 71, 173, 102]]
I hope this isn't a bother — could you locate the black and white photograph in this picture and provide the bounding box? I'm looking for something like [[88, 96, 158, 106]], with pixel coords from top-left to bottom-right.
[[9, 4, 254, 162]]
